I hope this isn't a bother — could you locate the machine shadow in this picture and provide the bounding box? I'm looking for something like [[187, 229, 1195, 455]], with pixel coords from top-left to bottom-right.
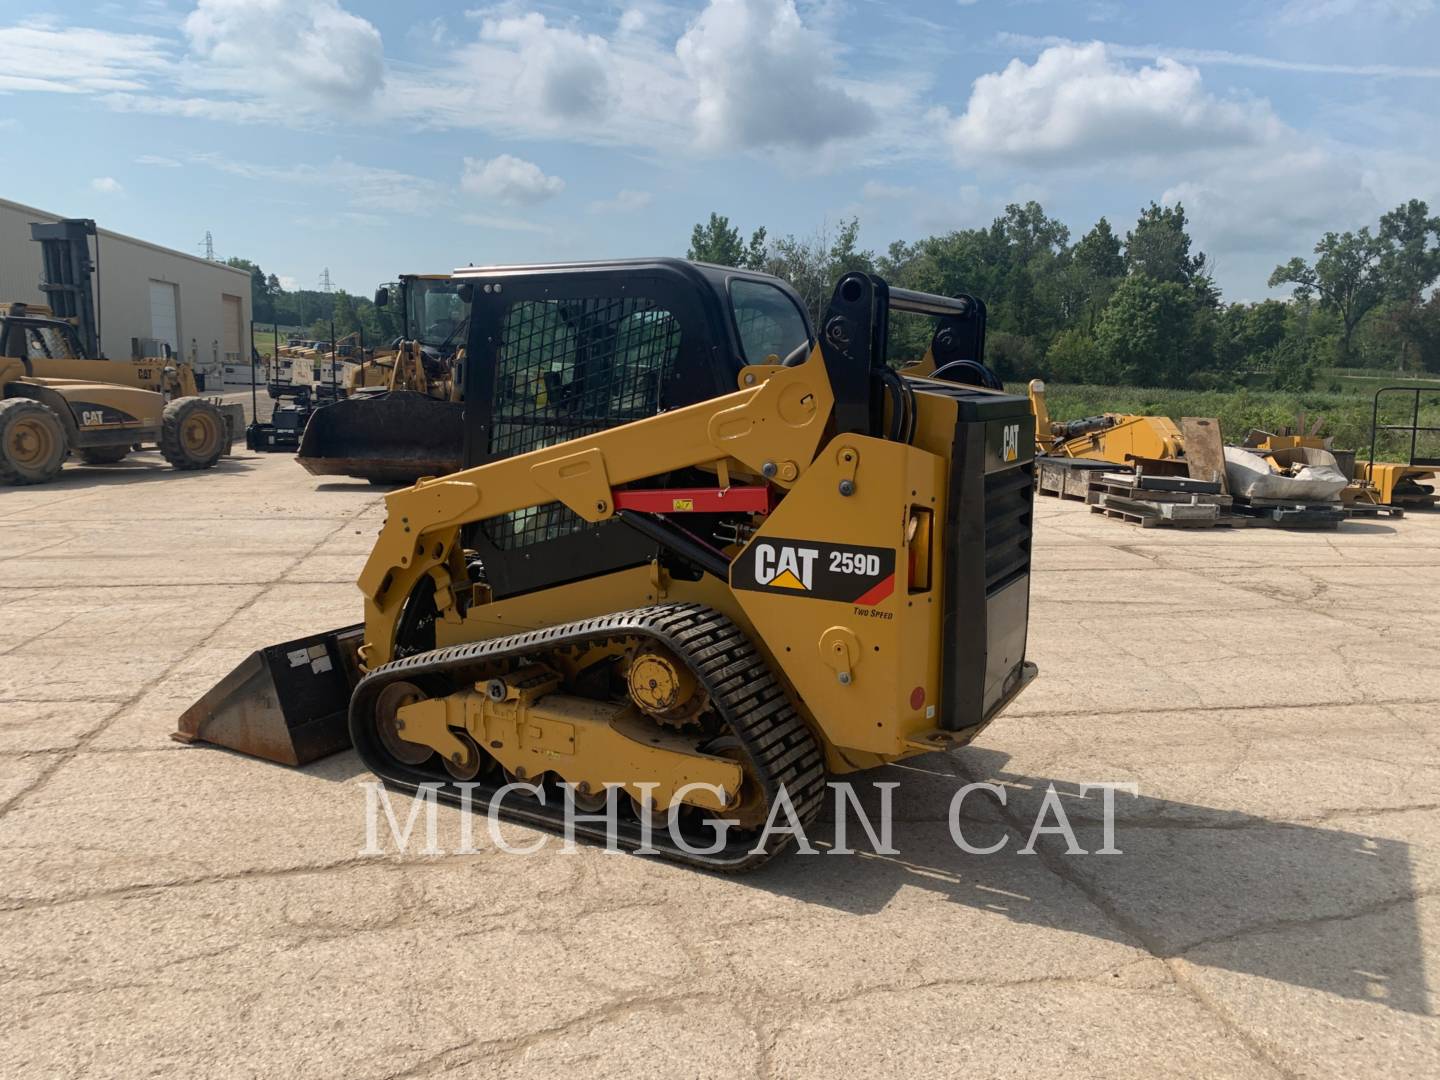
[[745, 745, 1429, 1016], [1334, 522, 1398, 535], [312, 481, 402, 494], [50, 456, 257, 489], [274, 738, 1426, 1014]]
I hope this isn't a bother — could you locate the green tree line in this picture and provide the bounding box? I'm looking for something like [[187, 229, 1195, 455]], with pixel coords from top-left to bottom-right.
[[688, 200, 1440, 386], [223, 260, 400, 349], [225, 197, 1440, 384]]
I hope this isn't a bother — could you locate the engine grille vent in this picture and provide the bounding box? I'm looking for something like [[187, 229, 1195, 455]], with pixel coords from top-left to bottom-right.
[[983, 461, 1033, 595]]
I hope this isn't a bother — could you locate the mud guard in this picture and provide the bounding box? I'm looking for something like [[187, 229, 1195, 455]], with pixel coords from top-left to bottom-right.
[[296, 391, 465, 483], [216, 402, 246, 456], [173, 625, 365, 765]]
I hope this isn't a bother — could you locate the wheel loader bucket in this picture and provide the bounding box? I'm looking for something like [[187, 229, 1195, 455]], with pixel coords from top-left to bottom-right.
[[173, 625, 365, 766], [296, 390, 465, 484]]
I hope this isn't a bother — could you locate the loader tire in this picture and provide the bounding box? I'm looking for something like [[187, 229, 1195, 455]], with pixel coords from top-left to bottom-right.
[[79, 446, 129, 465], [0, 398, 69, 486], [160, 397, 226, 471]]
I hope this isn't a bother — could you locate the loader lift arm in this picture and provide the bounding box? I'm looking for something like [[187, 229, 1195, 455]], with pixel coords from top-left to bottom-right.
[[358, 272, 1000, 670], [356, 271, 994, 670], [358, 316, 844, 666]]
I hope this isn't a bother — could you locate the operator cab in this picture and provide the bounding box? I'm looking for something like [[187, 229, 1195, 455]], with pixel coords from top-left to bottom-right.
[[1, 305, 87, 371], [447, 258, 813, 599]]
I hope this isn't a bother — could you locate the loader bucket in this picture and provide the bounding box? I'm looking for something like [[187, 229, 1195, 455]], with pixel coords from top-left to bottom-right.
[[296, 390, 465, 484], [173, 625, 365, 766]]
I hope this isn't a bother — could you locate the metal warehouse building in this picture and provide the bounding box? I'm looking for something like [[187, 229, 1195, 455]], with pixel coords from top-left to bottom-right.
[[0, 197, 251, 383]]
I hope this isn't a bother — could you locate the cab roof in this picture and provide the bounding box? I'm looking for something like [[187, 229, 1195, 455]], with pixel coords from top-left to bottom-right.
[[450, 257, 795, 295]]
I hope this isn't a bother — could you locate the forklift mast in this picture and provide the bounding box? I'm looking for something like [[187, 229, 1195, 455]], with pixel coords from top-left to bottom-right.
[[30, 219, 101, 359]]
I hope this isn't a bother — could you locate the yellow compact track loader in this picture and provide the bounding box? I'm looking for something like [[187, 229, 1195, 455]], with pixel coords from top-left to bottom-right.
[[177, 261, 1036, 869], [296, 275, 466, 483]]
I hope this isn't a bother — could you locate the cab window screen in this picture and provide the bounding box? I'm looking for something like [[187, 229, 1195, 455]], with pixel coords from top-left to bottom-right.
[[483, 296, 681, 550]]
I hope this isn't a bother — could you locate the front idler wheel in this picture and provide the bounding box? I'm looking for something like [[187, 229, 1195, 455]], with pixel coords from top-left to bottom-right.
[[374, 681, 433, 766]]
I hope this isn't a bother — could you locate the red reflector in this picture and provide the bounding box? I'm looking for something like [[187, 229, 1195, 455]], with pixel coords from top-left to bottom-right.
[[909, 686, 925, 711]]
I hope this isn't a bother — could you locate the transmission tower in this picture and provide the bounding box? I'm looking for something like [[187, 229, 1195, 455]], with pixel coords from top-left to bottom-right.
[[201, 230, 215, 260], [319, 267, 333, 293]]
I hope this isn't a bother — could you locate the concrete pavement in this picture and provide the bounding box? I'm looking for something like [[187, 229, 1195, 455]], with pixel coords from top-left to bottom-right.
[[1, 449, 1436, 1077]]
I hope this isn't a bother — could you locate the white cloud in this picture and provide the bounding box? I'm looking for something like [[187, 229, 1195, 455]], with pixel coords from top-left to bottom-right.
[[189, 152, 445, 212], [0, 23, 171, 94], [460, 155, 565, 205], [946, 43, 1284, 166], [0, 4, 383, 120], [103, 92, 295, 125], [182, 0, 384, 108], [477, 13, 612, 122], [1162, 145, 1376, 257], [861, 181, 919, 200], [277, 276, 299, 290], [676, 0, 875, 151], [1275, 0, 1434, 24], [588, 189, 653, 213], [90, 176, 124, 194], [384, 10, 690, 147], [42, 0, 888, 156], [460, 212, 554, 235], [134, 154, 181, 167], [995, 33, 1440, 78]]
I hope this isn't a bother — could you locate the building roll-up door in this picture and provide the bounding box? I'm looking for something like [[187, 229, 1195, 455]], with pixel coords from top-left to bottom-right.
[[222, 294, 243, 362], [148, 280, 179, 355], [221, 293, 248, 385]]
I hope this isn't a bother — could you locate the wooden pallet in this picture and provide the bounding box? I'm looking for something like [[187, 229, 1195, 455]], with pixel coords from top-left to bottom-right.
[[1087, 481, 1233, 509], [1090, 504, 1222, 528], [1343, 503, 1406, 519], [1037, 457, 1122, 501]]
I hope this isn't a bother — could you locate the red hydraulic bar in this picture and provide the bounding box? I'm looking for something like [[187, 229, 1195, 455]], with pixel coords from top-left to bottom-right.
[[611, 486, 772, 514]]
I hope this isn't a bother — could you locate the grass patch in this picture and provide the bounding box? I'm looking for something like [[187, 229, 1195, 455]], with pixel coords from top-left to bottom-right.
[[1016, 381, 1440, 461]]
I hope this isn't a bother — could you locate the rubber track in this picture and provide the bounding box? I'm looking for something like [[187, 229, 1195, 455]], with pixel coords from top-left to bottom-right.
[[350, 603, 826, 871]]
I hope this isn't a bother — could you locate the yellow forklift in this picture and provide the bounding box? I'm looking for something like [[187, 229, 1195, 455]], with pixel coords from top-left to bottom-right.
[[1, 219, 236, 484]]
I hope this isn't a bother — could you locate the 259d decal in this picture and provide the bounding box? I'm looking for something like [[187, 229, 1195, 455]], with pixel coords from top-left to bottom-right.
[[732, 537, 896, 606]]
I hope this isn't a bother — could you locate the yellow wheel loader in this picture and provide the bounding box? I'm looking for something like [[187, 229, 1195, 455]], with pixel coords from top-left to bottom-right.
[[177, 261, 1036, 869], [295, 275, 466, 483]]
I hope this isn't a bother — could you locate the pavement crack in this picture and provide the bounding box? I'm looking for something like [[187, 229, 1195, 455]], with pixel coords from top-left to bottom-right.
[[949, 753, 1297, 1079], [1176, 891, 1439, 957], [0, 508, 373, 823]]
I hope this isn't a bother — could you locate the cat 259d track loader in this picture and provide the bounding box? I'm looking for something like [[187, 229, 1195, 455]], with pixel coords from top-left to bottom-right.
[[177, 260, 1036, 870]]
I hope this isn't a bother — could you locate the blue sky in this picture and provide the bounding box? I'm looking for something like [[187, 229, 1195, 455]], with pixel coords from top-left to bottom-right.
[[3, 0, 1437, 301]]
